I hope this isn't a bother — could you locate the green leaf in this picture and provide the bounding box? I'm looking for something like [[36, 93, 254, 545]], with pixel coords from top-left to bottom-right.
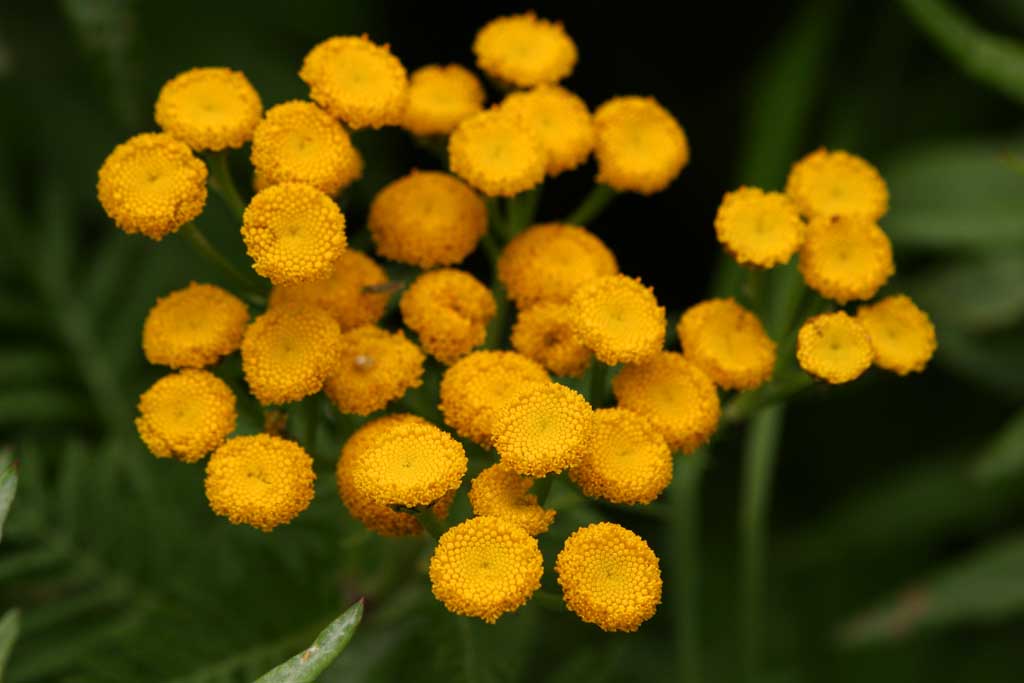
[[971, 409, 1024, 482], [935, 324, 1024, 398], [254, 599, 364, 683], [905, 252, 1024, 333], [0, 609, 19, 679], [0, 448, 17, 543]]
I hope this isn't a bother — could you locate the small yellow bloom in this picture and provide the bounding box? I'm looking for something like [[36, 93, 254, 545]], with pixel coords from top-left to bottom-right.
[[399, 268, 496, 365], [678, 298, 776, 391], [857, 295, 937, 375], [799, 215, 894, 304], [569, 275, 666, 365], [594, 96, 688, 195], [402, 64, 486, 137], [204, 434, 315, 532], [556, 522, 662, 632], [796, 311, 874, 384], [135, 369, 237, 463], [241, 182, 347, 285], [448, 107, 546, 197], [473, 12, 577, 88], [785, 147, 889, 221], [97, 133, 207, 240], [368, 171, 487, 268], [494, 382, 594, 477], [155, 67, 263, 151], [468, 463, 556, 536], [324, 325, 425, 416], [714, 187, 805, 268], [502, 85, 594, 177], [511, 301, 592, 377], [142, 282, 249, 369], [429, 516, 544, 623]]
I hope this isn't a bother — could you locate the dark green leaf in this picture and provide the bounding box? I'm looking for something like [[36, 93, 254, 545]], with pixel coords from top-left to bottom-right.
[[905, 252, 1024, 333], [0, 449, 17, 543], [254, 600, 364, 683], [0, 609, 19, 679], [971, 409, 1024, 482]]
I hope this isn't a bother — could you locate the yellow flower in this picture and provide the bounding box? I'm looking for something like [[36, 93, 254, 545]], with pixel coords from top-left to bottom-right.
[[402, 64, 486, 137], [502, 85, 594, 176], [154, 67, 263, 151], [493, 382, 594, 477], [204, 434, 315, 532], [324, 325, 425, 415], [569, 408, 672, 505], [241, 182, 348, 285], [468, 463, 556, 536], [96, 133, 207, 240], [439, 350, 550, 446], [241, 304, 341, 405], [594, 96, 688, 195], [448, 107, 546, 197], [299, 35, 408, 129], [473, 12, 577, 88], [856, 295, 937, 375], [368, 170, 487, 268], [399, 268, 496, 364], [250, 100, 362, 196], [510, 301, 592, 378], [555, 522, 662, 632], [142, 282, 249, 369], [678, 298, 776, 391], [796, 311, 874, 384], [785, 147, 889, 221], [569, 275, 666, 365], [135, 369, 237, 463], [612, 351, 720, 453], [798, 215, 894, 304], [498, 223, 618, 308], [429, 516, 544, 623], [714, 186, 805, 268]]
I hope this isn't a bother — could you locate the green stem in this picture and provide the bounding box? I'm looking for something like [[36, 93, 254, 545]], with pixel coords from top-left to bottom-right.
[[721, 373, 813, 425], [505, 187, 541, 237], [179, 223, 266, 303], [533, 590, 566, 612], [485, 197, 510, 241], [298, 396, 320, 456], [566, 184, 617, 226], [533, 476, 553, 507], [415, 510, 443, 541], [485, 279, 508, 349], [480, 232, 501, 269], [588, 360, 609, 408], [207, 151, 247, 220], [672, 447, 708, 683]]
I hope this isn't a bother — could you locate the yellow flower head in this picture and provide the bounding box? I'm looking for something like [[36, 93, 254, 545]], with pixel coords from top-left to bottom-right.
[[594, 96, 688, 195], [856, 295, 937, 376], [498, 223, 618, 307], [502, 85, 594, 176], [796, 311, 874, 384], [439, 350, 550, 446], [204, 434, 315, 532], [154, 67, 263, 151], [241, 182, 348, 285], [250, 100, 362, 196], [714, 187, 806, 268], [399, 268, 496, 364], [468, 463, 556, 536], [324, 325, 425, 415], [241, 304, 341, 405], [402, 64, 486, 137], [612, 351, 720, 453], [299, 35, 409, 129], [569, 275, 666, 365], [368, 170, 487, 268], [569, 408, 672, 505], [135, 369, 237, 463], [786, 148, 889, 221], [556, 522, 662, 632], [799, 215, 894, 304], [142, 282, 249, 369], [493, 382, 594, 477], [678, 298, 777, 391], [473, 12, 577, 88], [429, 516, 544, 623], [268, 250, 390, 331], [448, 107, 546, 197], [510, 301, 592, 378], [97, 133, 207, 240]]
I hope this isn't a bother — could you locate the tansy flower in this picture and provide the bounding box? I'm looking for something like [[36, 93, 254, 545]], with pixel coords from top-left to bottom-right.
[[594, 96, 688, 195], [402, 64, 486, 137], [796, 311, 874, 384], [250, 100, 362, 196], [268, 250, 390, 331], [510, 301, 592, 377], [429, 516, 544, 623], [241, 182, 347, 285], [493, 382, 594, 477], [142, 282, 249, 369], [299, 35, 409, 129], [799, 215, 894, 304], [324, 325, 425, 415], [569, 408, 672, 505], [569, 275, 666, 365], [154, 67, 263, 151], [502, 85, 594, 176], [439, 350, 550, 446], [448, 107, 546, 197], [135, 369, 237, 463], [472, 13, 577, 88], [399, 268, 496, 364], [856, 295, 937, 375], [368, 171, 487, 268], [96, 133, 207, 240], [498, 223, 618, 307], [785, 147, 889, 221], [714, 187, 805, 268], [204, 434, 315, 532], [468, 463, 556, 536], [612, 352, 720, 453], [241, 304, 342, 405], [677, 298, 776, 391]]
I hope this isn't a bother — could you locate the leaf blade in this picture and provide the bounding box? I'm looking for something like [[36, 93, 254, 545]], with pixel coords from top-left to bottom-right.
[[254, 599, 364, 683]]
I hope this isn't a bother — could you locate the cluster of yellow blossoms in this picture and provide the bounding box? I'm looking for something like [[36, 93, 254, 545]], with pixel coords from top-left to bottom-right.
[[98, 11, 936, 633]]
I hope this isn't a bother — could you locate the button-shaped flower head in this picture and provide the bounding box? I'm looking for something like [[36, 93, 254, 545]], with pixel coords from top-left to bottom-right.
[[502, 85, 594, 177], [569, 275, 666, 365], [594, 96, 688, 195], [856, 295, 937, 376], [493, 382, 594, 477], [155, 67, 263, 151], [142, 282, 249, 369], [448, 107, 546, 197], [399, 268, 496, 365], [785, 147, 889, 221], [678, 298, 777, 391], [796, 311, 874, 384], [135, 369, 237, 463], [402, 64, 486, 137], [473, 12, 577, 88], [798, 215, 894, 304], [468, 463, 556, 536], [324, 325, 426, 416], [714, 186, 806, 268]]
